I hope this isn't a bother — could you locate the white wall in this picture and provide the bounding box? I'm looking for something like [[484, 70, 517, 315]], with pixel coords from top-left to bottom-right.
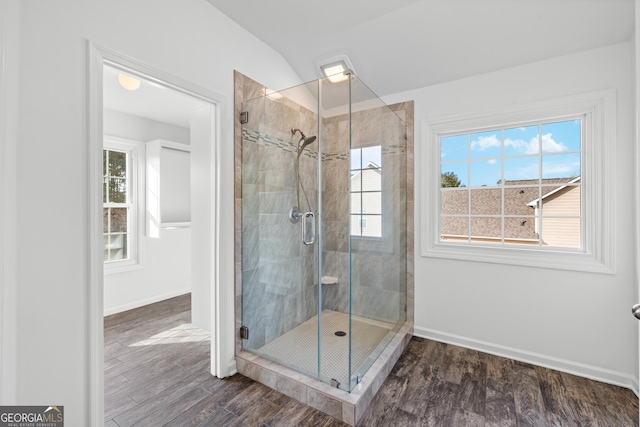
[[384, 42, 638, 389], [2, 0, 302, 423], [103, 110, 192, 315], [104, 109, 190, 145], [0, 0, 20, 405]]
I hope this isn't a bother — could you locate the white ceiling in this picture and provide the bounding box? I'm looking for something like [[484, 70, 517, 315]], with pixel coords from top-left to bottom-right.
[[103, 65, 207, 128], [206, 0, 635, 97], [104, 1, 635, 127]]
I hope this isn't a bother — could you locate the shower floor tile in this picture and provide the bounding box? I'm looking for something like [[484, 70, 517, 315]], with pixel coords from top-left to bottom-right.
[[256, 310, 392, 389]]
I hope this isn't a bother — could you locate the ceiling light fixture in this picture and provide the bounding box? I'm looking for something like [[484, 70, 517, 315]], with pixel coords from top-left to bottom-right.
[[118, 73, 141, 91], [265, 88, 283, 100], [317, 55, 356, 84]]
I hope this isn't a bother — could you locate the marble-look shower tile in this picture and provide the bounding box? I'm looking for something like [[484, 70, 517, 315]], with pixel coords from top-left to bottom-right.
[[307, 389, 343, 420], [299, 284, 318, 324], [235, 260, 242, 297], [243, 307, 267, 350], [241, 225, 259, 271], [246, 362, 278, 390], [242, 268, 265, 313], [241, 184, 261, 227], [276, 374, 308, 404], [352, 253, 382, 289]]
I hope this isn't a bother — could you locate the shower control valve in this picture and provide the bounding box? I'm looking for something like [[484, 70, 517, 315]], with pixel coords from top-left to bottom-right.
[[289, 206, 301, 223]]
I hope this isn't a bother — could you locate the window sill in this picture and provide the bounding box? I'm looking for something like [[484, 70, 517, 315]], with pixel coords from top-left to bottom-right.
[[422, 241, 614, 274]]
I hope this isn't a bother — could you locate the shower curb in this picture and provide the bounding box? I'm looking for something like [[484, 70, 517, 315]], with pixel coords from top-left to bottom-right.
[[236, 321, 413, 426]]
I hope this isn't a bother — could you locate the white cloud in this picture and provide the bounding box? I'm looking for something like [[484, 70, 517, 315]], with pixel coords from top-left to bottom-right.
[[504, 137, 532, 153], [504, 133, 568, 155], [543, 161, 580, 176], [470, 134, 500, 151], [487, 159, 497, 164], [540, 133, 568, 153]]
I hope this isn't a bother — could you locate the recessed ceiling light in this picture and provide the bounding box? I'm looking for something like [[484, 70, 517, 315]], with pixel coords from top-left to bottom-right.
[[317, 55, 356, 84], [118, 73, 141, 91], [265, 88, 283, 100]]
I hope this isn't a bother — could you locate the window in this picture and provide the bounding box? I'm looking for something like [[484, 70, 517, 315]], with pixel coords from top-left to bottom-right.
[[422, 91, 615, 273], [440, 119, 582, 248], [350, 146, 382, 237], [103, 138, 141, 270]]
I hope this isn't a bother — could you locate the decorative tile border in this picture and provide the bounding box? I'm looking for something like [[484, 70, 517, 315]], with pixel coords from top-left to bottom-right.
[[242, 128, 406, 163]]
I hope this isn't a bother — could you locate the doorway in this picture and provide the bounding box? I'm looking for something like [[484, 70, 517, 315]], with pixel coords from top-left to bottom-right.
[[87, 43, 232, 425]]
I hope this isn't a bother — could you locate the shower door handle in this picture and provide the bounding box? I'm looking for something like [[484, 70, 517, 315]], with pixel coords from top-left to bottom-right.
[[302, 211, 315, 245]]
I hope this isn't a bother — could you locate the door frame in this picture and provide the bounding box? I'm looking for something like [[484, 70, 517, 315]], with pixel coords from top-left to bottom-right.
[[87, 42, 232, 425]]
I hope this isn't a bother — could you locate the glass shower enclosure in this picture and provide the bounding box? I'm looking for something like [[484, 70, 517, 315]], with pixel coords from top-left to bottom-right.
[[240, 73, 406, 392]]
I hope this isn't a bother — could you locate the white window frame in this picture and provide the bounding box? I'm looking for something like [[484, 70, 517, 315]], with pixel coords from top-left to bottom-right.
[[103, 136, 145, 273], [421, 90, 616, 274]]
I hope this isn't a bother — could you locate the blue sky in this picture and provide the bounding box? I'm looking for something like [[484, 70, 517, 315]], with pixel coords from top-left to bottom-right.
[[440, 119, 581, 187], [351, 145, 382, 170]]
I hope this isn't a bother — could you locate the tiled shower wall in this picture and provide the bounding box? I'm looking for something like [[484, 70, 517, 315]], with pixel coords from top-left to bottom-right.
[[234, 71, 415, 354]]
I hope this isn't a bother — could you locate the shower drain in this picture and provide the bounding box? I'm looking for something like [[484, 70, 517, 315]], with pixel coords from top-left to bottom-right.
[[334, 331, 347, 337]]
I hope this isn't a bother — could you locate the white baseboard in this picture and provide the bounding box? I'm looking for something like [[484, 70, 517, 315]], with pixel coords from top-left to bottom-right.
[[104, 288, 191, 316], [414, 326, 639, 394]]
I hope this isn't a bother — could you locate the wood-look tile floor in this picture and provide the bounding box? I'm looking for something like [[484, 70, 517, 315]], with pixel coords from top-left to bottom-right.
[[105, 294, 638, 426]]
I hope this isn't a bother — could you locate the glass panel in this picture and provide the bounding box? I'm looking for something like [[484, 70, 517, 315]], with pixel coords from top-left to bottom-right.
[[541, 120, 581, 153], [504, 125, 539, 156], [470, 130, 501, 159], [350, 193, 362, 214], [504, 187, 538, 215], [241, 73, 407, 393], [361, 146, 381, 168], [470, 216, 502, 240], [108, 234, 125, 260], [440, 134, 468, 162], [108, 150, 127, 177], [108, 178, 127, 203], [350, 148, 362, 170], [361, 192, 381, 214], [540, 184, 581, 217], [347, 76, 406, 390], [361, 215, 382, 237], [540, 217, 581, 248], [504, 156, 539, 184], [542, 153, 580, 179], [504, 217, 538, 244], [470, 188, 501, 215], [441, 216, 468, 239], [110, 208, 128, 232], [240, 79, 320, 384], [440, 188, 468, 215], [362, 169, 381, 191], [470, 159, 501, 187], [441, 163, 467, 188]]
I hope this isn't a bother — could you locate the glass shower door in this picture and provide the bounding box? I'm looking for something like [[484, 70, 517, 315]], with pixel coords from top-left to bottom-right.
[[240, 81, 321, 381]]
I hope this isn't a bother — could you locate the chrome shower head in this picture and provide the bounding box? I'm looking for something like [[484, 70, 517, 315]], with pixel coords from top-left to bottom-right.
[[291, 128, 317, 155]]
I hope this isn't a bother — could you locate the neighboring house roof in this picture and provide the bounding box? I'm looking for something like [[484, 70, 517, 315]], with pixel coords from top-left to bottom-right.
[[350, 161, 381, 183], [526, 176, 580, 207], [440, 177, 578, 241]]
